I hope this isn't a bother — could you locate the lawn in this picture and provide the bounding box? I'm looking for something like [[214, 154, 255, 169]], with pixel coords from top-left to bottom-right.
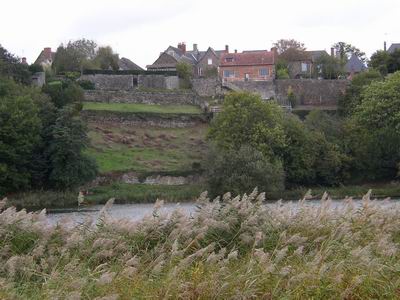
[[87, 123, 208, 174], [83, 102, 203, 114]]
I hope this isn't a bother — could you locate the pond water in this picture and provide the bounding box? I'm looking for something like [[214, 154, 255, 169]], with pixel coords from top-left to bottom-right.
[[46, 198, 400, 225]]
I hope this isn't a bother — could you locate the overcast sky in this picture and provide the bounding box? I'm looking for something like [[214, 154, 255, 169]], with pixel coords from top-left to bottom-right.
[[1, 0, 399, 68]]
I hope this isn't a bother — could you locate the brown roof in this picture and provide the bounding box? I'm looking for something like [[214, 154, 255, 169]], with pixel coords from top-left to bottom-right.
[[220, 50, 276, 67]]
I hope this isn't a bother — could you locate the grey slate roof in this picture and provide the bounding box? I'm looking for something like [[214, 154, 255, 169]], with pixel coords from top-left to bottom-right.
[[118, 57, 143, 71], [345, 53, 367, 73], [388, 43, 400, 54]]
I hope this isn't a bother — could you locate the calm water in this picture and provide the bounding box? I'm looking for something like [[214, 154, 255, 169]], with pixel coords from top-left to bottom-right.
[[46, 199, 400, 225]]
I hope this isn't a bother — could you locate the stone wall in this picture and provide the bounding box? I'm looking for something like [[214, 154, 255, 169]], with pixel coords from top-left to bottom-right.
[[80, 74, 180, 91], [275, 79, 349, 106], [221, 79, 349, 107], [82, 110, 208, 128], [84, 90, 199, 105], [191, 78, 223, 97], [228, 81, 276, 99]]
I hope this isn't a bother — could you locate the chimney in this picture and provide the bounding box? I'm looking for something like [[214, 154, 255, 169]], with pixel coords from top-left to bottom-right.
[[225, 45, 229, 53], [177, 42, 186, 54], [21, 57, 27, 65], [234, 49, 238, 53], [384, 41, 387, 52], [193, 43, 198, 52], [44, 47, 52, 60], [330, 47, 335, 57]]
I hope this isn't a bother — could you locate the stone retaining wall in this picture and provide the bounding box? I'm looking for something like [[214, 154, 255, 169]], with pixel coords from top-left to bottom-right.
[[84, 90, 199, 105], [80, 74, 180, 91], [82, 110, 208, 128]]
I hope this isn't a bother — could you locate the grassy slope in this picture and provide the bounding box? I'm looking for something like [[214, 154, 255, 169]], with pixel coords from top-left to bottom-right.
[[87, 123, 208, 174], [83, 102, 203, 114]]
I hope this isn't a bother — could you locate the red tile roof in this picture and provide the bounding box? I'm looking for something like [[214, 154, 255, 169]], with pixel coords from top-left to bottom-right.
[[220, 50, 276, 66]]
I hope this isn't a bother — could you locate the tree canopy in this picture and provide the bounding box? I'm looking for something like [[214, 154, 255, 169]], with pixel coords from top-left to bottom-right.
[[273, 39, 306, 54]]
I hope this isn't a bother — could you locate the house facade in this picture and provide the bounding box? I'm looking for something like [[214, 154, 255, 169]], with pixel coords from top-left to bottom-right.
[[147, 43, 228, 77], [219, 49, 277, 82], [284, 50, 329, 79], [34, 47, 56, 69]]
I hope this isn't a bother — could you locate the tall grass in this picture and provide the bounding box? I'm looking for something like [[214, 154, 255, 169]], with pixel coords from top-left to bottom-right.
[[1, 190, 400, 299]]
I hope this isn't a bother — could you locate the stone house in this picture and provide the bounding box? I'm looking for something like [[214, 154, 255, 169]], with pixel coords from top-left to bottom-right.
[[219, 49, 277, 82], [147, 43, 227, 77], [34, 47, 56, 69], [284, 50, 329, 79]]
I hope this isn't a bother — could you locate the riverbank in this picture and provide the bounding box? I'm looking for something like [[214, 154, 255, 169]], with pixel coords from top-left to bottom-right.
[[6, 181, 400, 210], [1, 192, 400, 299]]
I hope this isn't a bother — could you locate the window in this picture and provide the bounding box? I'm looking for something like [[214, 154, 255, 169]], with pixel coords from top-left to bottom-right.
[[208, 58, 213, 65], [225, 57, 234, 62], [259, 68, 269, 76], [301, 63, 308, 72], [223, 70, 235, 78], [198, 68, 203, 76]]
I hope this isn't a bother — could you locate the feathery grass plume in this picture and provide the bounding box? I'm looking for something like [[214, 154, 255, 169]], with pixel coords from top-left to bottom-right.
[[0, 190, 400, 298], [77, 191, 84, 208]]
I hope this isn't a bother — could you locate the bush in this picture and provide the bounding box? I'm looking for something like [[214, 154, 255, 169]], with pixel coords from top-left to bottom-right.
[[205, 145, 285, 197], [277, 68, 290, 79], [78, 80, 95, 90]]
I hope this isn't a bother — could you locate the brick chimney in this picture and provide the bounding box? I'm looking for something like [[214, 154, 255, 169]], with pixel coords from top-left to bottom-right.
[[177, 42, 186, 54], [44, 47, 52, 60], [193, 43, 198, 52], [21, 57, 27, 65], [225, 45, 229, 53], [330, 47, 335, 57]]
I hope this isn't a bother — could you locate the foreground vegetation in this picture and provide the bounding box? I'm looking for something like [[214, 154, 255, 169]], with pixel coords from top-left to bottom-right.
[[1, 191, 400, 299]]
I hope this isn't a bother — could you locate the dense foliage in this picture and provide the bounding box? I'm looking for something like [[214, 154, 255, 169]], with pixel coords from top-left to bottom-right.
[[0, 46, 98, 196], [0, 45, 31, 84], [53, 39, 120, 73], [207, 78, 400, 196], [205, 145, 284, 197], [369, 49, 400, 75], [1, 192, 400, 299]]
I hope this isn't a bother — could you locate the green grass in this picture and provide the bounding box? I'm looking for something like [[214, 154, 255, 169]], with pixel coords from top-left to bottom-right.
[[87, 123, 208, 174], [83, 102, 203, 114], [86, 183, 205, 204]]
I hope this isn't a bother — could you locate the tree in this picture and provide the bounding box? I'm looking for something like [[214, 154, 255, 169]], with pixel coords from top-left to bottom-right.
[[273, 39, 306, 54], [205, 145, 284, 197], [314, 53, 344, 79], [208, 92, 286, 160], [333, 42, 366, 62], [93, 46, 119, 70], [53, 39, 98, 73], [369, 50, 391, 75], [47, 105, 97, 189], [42, 81, 84, 108], [347, 71, 400, 180], [0, 45, 31, 84], [0, 78, 41, 194], [176, 62, 193, 89], [338, 70, 383, 116]]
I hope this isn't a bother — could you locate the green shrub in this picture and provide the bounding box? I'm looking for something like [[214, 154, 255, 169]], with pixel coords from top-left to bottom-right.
[[205, 145, 285, 197], [78, 80, 95, 90]]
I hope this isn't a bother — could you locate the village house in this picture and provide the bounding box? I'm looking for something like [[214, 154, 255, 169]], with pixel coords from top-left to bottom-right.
[[147, 43, 228, 77], [34, 47, 56, 69], [283, 50, 329, 79], [219, 49, 277, 82]]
